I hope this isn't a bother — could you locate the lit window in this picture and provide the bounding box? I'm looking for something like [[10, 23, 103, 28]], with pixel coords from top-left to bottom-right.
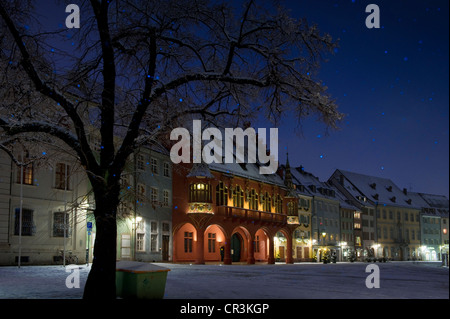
[[55, 163, 70, 190], [189, 183, 211, 203]]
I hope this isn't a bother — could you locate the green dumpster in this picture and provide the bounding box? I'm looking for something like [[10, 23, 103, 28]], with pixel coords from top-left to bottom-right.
[[116, 261, 170, 299]]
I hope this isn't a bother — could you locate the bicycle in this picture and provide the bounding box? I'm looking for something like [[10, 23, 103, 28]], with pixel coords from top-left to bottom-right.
[[55, 249, 78, 265]]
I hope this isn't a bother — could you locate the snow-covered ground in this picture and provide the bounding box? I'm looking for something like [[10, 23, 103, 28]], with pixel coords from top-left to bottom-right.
[[0, 261, 447, 299]]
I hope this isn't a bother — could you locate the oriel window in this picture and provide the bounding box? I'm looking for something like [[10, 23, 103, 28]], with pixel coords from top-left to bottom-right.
[[189, 183, 211, 203]]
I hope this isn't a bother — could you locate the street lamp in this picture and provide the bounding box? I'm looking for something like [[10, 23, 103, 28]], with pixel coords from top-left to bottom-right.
[[321, 231, 327, 244]]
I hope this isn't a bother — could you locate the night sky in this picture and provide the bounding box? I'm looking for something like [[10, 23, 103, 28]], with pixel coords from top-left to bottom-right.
[[270, 0, 449, 198], [31, 1, 450, 197]]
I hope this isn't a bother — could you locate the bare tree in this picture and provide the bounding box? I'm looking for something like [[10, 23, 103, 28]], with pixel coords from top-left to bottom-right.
[[0, 0, 343, 298]]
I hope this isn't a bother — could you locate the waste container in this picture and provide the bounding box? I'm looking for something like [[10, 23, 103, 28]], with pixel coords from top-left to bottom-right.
[[116, 261, 170, 299]]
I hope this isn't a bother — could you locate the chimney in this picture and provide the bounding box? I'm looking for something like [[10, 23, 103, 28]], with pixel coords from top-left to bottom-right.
[[403, 188, 408, 195], [339, 174, 344, 186]]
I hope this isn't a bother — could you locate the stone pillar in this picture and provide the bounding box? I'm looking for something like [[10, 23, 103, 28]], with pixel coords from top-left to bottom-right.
[[267, 236, 275, 264], [224, 235, 232, 265], [286, 233, 294, 264], [247, 235, 255, 264], [195, 228, 205, 264]]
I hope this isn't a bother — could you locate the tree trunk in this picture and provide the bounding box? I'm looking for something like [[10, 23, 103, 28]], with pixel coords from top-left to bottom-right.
[[83, 191, 118, 299]]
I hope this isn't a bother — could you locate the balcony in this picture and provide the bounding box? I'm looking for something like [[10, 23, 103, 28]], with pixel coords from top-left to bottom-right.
[[217, 206, 287, 224]]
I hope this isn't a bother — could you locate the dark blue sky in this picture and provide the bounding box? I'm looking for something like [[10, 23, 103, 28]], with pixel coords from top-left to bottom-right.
[[271, 0, 449, 197], [34, 1, 449, 197]]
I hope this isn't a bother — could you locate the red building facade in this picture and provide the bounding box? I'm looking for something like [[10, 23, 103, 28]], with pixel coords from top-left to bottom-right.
[[172, 162, 299, 264]]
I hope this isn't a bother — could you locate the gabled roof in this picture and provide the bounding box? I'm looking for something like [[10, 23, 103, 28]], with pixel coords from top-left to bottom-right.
[[418, 193, 449, 217], [290, 166, 338, 202], [335, 169, 421, 209], [201, 125, 284, 187]]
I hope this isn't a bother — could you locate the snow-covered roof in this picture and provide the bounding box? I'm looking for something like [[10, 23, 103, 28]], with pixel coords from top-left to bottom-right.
[[208, 161, 285, 187], [336, 169, 422, 209], [290, 166, 339, 202], [333, 186, 359, 211], [187, 162, 215, 179], [418, 193, 449, 217]]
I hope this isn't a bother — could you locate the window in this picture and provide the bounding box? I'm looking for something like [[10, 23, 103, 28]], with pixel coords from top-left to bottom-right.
[[208, 233, 216, 253], [55, 163, 70, 190], [162, 222, 170, 232], [151, 188, 158, 203], [137, 233, 145, 252], [248, 189, 258, 210], [232, 185, 244, 208], [163, 162, 170, 177], [136, 219, 145, 252], [215, 182, 228, 206], [150, 221, 158, 252], [254, 235, 260, 253], [354, 212, 361, 219], [53, 212, 70, 237], [260, 192, 272, 212], [274, 195, 283, 214], [405, 212, 409, 221], [151, 158, 158, 174], [163, 190, 170, 207], [389, 211, 393, 220], [354, 222, 361, 229], [190, 183, 212, 203], [14, 208, 34, 236], [287, 201, 296, 215], [17, 154, 34, 185], [382, 210, 387, 219], [137, 184, 146, 200], [184, 232, 193, 253], [137, 154, 145, 171]]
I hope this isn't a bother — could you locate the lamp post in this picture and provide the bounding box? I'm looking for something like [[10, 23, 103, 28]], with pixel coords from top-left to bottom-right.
[[321, 230, 327, 263]]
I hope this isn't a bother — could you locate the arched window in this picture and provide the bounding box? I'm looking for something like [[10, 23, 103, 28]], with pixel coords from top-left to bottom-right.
[[232, 185, 244, 208], [287, 201, 296, 216], [248, 189, 258, 210], [215, 181, 228, 206], [274, 194, 283, 214], [189, 183, 211, 203], [261, 192, 271, 212]]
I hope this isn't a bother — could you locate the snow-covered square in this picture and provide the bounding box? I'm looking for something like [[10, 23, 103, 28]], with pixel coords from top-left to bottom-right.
[[0, 261, 448, 299]]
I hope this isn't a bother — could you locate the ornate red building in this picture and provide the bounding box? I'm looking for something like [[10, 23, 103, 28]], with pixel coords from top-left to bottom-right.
[[172, 160, 299, 264]]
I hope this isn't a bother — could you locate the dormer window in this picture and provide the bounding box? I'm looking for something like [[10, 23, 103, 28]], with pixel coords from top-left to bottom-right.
[[386, 186, 392, 192], [370, 183, 377, 189]]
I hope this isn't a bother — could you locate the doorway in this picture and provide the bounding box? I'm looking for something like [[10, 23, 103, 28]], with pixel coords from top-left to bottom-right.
[[231, 233, 242, 262], [162, 235, 170, 261]]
